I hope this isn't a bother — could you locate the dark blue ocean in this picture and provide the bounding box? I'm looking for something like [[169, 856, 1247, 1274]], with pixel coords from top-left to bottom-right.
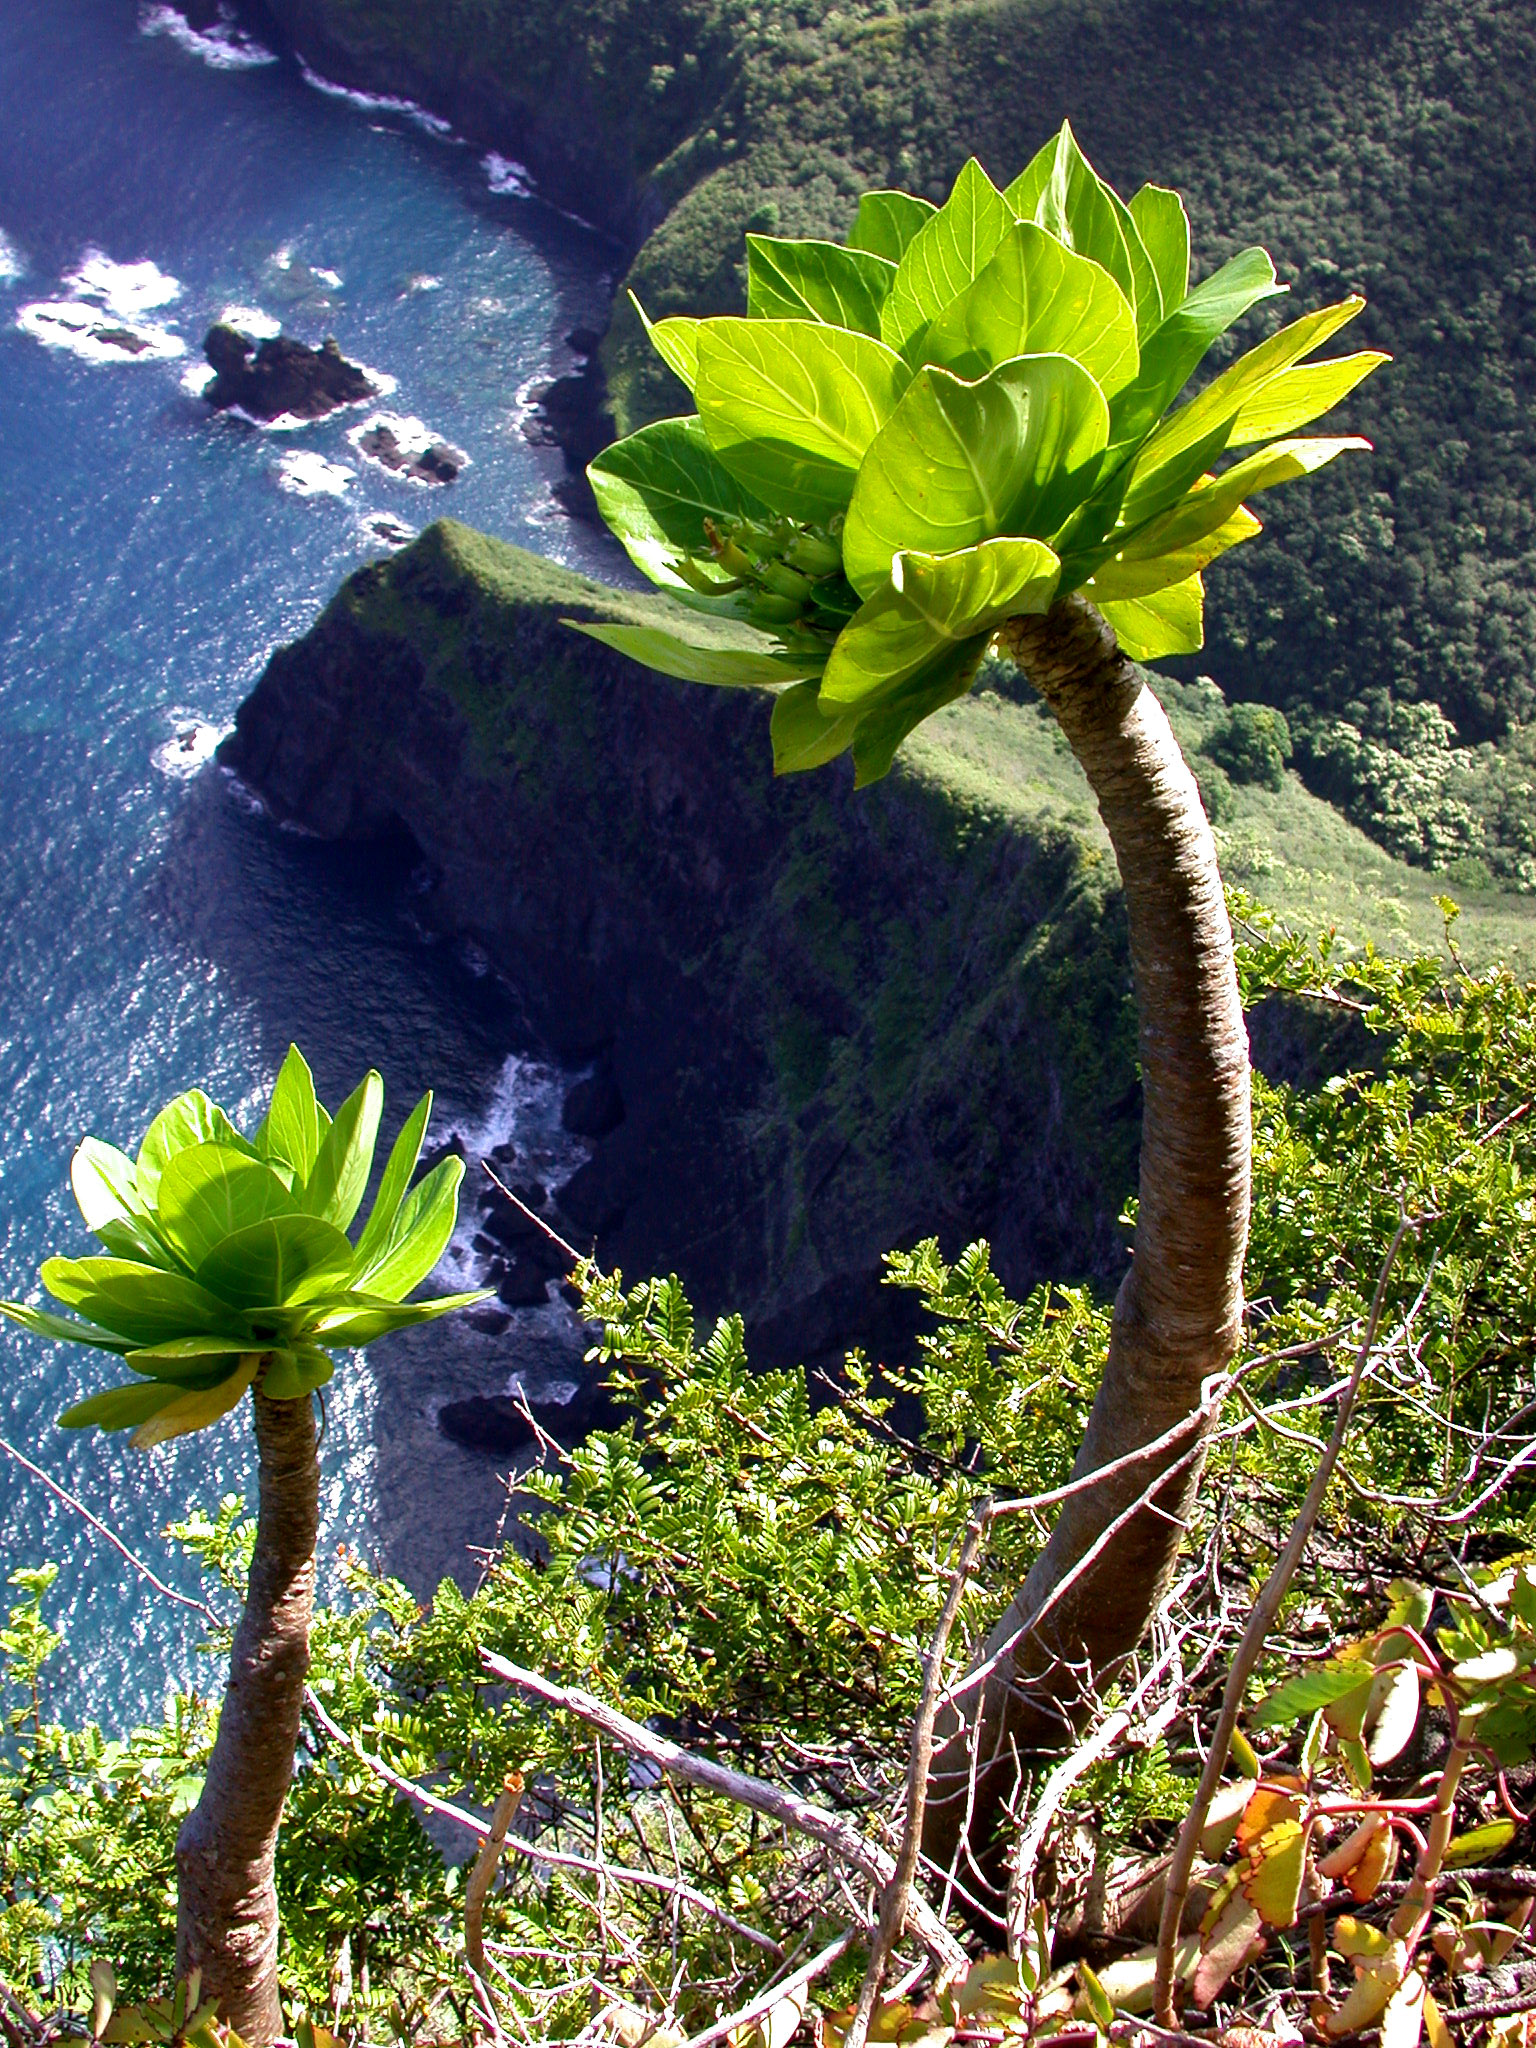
[[0, 0, 622, 1724]]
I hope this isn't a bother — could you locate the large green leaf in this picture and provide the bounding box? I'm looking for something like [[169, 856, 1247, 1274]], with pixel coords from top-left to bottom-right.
[[354, 1156, 464, 1301], [1126, 435, 1369, 561], [1087, 504, 1261, 602], [59, 1381, 184, 1433], [131, 1357, 259, 1448], [156, 1143, 298, 1270], [1124, 296, 1367, 496], [301, 1071, 383, 1231], [308, 1291, 488, 1348], [259, 1347, 336, 1400], [124, 1334, 253, 1384], [821, 538, 1060, 708], [1227, 350, 1389, 447], [354, 1092, 434, 1271], [70, 1139, 176, 1267], [136, 1090, 253, 1205], [0, 1299, 135, 1353], [194, 1214, 357, 1312], [569, 617, 823, 687], [746, 236, 895, 336], [850, 635, 990, 788], [1127, 184, 1190, 313], [842, 352, 1108, 595], [631, 293, 700, 394], [1109, 247, 1286, 446], [769, 681, 863, 775], [921, 222, 1140, 399], [254, 1044, 322, 1185], [587, 416, 772, 592], [1098, 574, 1205, 661], [847, 188, 936, 264], [695, 319, 910, 524], [1017, 123, 1161, 340], [879, 158, 1012, 361], [40, 1257, 246, 1346], [71, 1138, 145, 1233]]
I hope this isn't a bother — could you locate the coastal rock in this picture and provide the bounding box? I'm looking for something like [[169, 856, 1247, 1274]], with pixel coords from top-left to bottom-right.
[[561, 1069, 624, 1138], [353, 418, 465, 485], [438, 1376, 628, 1457], [201, 323, 376, 421]]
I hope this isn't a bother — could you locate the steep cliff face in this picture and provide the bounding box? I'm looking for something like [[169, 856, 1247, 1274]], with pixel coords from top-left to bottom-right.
[[224, 521, 1139, 1360]]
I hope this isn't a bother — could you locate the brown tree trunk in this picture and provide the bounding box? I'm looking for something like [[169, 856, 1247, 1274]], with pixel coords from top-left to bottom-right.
[[921, 596, 1250, 1905], [176, 1388, 319, 2043]]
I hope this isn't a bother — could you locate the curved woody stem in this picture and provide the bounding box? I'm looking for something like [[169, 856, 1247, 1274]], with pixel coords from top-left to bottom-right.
[[922, 596, 1251, 1889], [175, 1387, 320, 2044]]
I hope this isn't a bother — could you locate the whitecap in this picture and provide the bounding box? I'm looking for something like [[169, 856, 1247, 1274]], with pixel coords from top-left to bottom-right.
[[401, 273, 443, 296], [17, 299, 185, 364], [296, 56, 455, 137], [180, 361, 217, 395], [138, 3, 278, 69], [346, 410, 470, 485], [312, 265, 343, 290], [219, 302, 281, 340], [275, 449, 355, 498], [153, 718, 227, 779], [359, 510, 416, 550], [65, 249, 181, 320], [483, 152, 533, 199], [0, 230, 24, 284]]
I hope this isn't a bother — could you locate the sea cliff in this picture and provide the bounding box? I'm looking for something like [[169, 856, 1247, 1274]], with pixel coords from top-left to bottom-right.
[[223, 520, 1140, 1360]]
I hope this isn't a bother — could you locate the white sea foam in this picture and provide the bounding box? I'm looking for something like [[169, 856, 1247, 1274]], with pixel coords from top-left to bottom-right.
[[180, 361, 217, 395], [0, 231, 23, 284], [138, 3, 278, 69], [275, 449, 355, 497], [219, 302, 281, 339], [401, 273, 443, 296], [152, 717, 227, 779], [347, 410, 470, 484], [359, 510, 416, 549], [312, 264, 343, 289], [17, 298, 185, 363], [483, 152, 533, 199], [296, 56, 455, 137], [66, 250, 181, 319]]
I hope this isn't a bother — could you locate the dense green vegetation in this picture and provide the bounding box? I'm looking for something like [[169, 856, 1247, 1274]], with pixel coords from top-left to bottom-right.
[[5, 912, 1536, 2040]]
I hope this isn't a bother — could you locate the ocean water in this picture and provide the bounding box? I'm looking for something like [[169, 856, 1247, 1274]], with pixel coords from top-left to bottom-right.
[[0, 0, 622, 1725]]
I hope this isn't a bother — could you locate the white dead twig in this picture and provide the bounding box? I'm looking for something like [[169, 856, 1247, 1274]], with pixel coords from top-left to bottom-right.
[[302, 1685, 781, 1956], [679, 1928, 860, 2048], [480, 1651, 967, 1976], [841, 1510, 991, 2048]]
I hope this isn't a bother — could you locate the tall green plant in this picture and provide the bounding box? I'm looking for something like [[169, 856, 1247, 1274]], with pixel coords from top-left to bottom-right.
[[576, 121, 1384, 785], [571, 125, 1387, 1891], [0, 1048, 484, 2043]]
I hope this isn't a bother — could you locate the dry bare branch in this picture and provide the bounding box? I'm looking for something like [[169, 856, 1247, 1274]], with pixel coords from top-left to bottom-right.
[[480, 1652, 967, 1975]]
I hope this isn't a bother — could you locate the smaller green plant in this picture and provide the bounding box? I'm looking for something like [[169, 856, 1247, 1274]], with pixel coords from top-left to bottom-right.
[[0, 1047, 480, 1443]]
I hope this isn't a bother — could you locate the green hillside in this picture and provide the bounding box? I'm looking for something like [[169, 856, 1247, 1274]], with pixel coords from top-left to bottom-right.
[[257, 0, 1536, 880]]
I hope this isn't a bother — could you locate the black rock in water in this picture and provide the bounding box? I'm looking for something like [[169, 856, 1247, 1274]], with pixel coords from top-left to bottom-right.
[[201, 324, 376, 422], [354, 419, 466, 485]]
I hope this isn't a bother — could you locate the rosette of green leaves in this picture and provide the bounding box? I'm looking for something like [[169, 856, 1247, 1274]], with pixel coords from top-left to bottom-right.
[[573, 122, 1387, 786], [0, 1047, 487, 1448]]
